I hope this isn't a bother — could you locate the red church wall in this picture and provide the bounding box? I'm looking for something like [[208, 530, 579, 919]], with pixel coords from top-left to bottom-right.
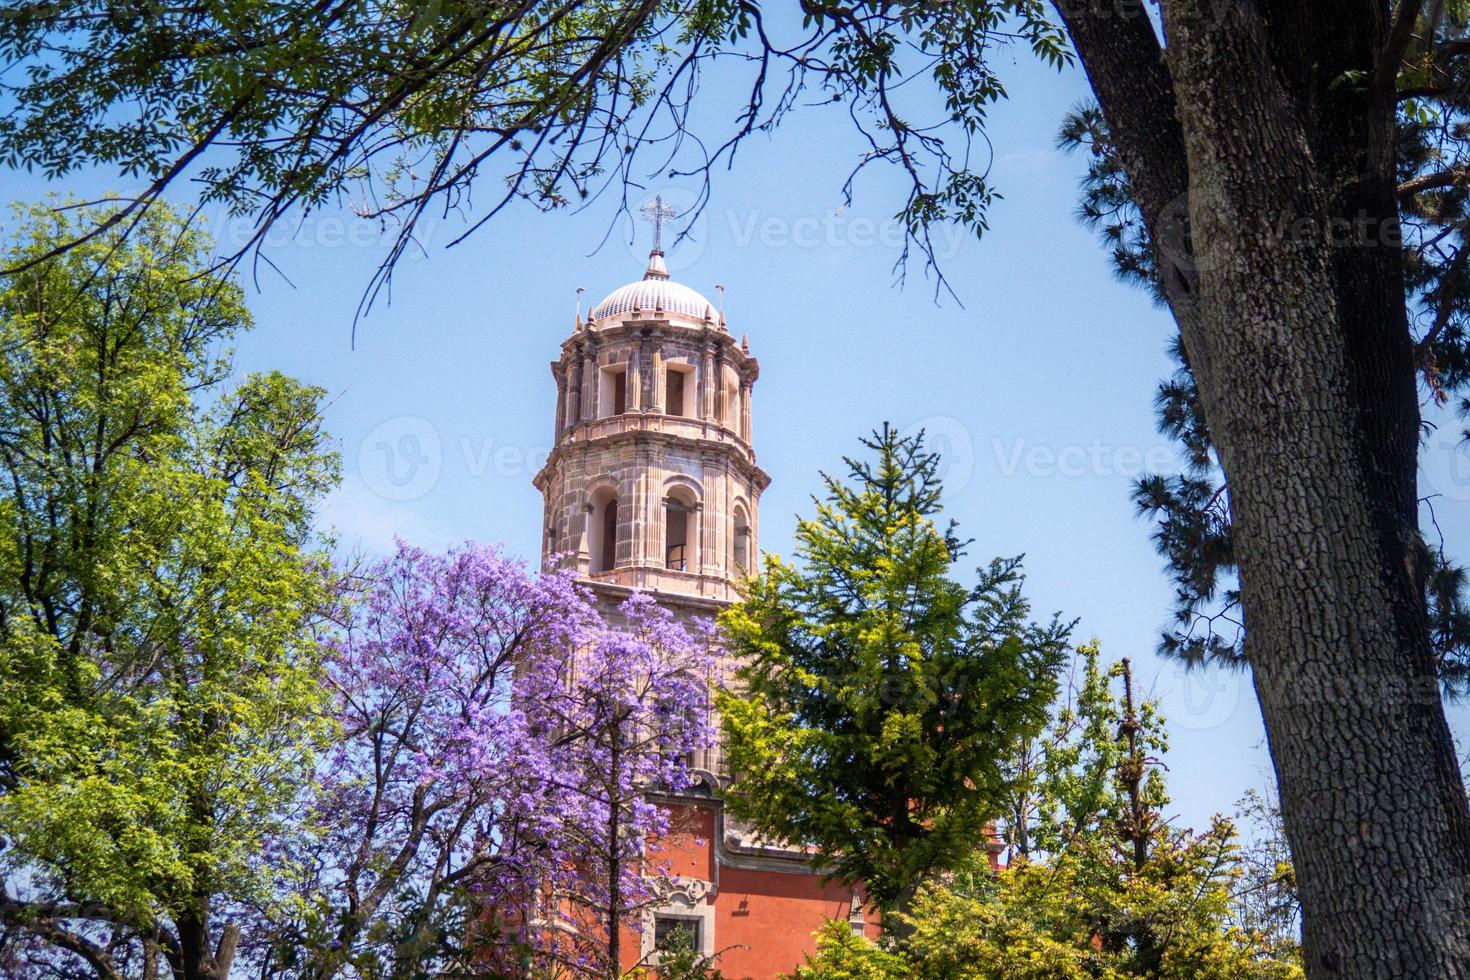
[[623, 799, 877, 980], [711, 866, 874, 979], [653, 803, 718, 882]]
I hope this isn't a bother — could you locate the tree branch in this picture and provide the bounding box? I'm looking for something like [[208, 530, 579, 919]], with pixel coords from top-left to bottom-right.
[[1054, 1, 1194, 308], [0, 895, 125, 980], [1380, 0, 1427, 89], [1400, 167, 1470, 198]]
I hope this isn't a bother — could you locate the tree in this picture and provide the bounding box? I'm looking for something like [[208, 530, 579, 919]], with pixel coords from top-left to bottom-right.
[[252, 543, 718, 980], [999, 642, 1128, 863], [1047, 6, 1470, 970], [251, 540, 595, 978], [1231, 786, 1303, 961], [0, 201, 339, 979], [8, 2, 1470, 973], [791, 657, 1303, 980], [513, 591, 719, 978], [718, 425, 1071, 921]]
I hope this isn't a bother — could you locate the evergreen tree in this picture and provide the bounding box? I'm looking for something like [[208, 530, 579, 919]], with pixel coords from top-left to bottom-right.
[[718, 425, 1071, 920], [791, 657, 1303, 980]]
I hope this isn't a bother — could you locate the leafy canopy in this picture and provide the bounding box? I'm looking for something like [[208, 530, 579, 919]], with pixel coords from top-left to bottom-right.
[[0, 1, 1069, 300], [0, 200, 339, 977], [791, 655, 1303, 980]]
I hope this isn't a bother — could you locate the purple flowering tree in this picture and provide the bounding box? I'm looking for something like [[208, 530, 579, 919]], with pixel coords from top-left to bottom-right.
[[249, 541, 716, 979], [507, 592, 718, 977]]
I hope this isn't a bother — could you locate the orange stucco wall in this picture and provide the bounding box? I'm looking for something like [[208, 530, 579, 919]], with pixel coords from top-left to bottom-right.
[[622, 801, 879, 980], [712, 865, 875, 979]]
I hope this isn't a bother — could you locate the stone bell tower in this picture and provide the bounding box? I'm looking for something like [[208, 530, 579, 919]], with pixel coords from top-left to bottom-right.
[[531, 205, 878, 975], [532, 199, 769, 618]]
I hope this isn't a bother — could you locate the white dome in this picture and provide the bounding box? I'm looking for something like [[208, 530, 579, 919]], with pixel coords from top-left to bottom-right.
[[591, 251, 716, 322]]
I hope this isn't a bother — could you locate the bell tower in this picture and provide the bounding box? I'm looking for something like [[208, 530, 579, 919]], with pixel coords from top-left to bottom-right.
[[533, 201, 768, 614], [529, 208, 879, 976]]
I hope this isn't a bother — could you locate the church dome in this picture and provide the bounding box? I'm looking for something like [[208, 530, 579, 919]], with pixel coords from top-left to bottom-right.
[[590, 250, 717, 322]]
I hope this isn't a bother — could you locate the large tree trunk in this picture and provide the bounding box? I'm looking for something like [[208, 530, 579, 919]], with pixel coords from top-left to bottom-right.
[[1060, 1, 1470, 975], [174, 907, 217, 980]]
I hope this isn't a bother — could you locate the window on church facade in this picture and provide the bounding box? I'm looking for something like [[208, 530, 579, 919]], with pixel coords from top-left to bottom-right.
[[599, 365, 628, 416], [666, 498, 689, 571], [733, 507, 750, 572], [600, 500, 618, 571], [654, 916, 701, 955], [665, 366, 690, 417], [664, 490, 696, 575], [589, 491, 619, 574]]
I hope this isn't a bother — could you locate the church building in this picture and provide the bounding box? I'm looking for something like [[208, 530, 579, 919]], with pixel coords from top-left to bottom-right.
[[531, 201, 879, 977]]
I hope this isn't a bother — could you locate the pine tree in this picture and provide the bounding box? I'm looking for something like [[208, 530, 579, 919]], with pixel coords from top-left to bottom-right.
[[718, 425, 1071, 921]]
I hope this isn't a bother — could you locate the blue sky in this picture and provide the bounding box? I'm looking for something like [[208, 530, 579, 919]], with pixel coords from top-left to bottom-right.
[[5, 34, 1469, 836]]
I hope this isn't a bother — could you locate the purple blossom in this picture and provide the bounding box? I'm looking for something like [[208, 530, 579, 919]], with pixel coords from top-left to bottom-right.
[[278, 540, 718, 977]]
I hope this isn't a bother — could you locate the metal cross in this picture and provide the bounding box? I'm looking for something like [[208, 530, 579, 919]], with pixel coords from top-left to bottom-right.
[[639, 193, 677, 252]]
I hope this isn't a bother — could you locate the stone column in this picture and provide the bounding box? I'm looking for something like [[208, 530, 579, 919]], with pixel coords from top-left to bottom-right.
[[637, 443, 655, 568], [700, 452, 718, 576], [581, 347, 598, 421], [700, 347, 716, 421], [639, 334, 656, 411], [567, 353, 583, 427], [714, 349, 727, 427], [628, 349, 641, 411], [740, 378, 752, 442], [553, 367, 567, 441]]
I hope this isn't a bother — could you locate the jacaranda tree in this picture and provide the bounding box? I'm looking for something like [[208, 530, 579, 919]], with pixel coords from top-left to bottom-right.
[[517, 591, 719, 978], [254, 541, 717, 979]]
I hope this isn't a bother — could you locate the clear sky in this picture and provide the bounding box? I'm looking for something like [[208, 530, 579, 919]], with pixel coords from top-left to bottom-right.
[[4, 31, 1468, 836]]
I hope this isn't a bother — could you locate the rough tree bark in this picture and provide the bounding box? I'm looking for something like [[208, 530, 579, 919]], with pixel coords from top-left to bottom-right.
[[1057, 1, 1470, 976]]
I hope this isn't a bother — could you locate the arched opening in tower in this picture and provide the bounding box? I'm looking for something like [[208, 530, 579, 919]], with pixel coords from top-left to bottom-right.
[[600, 499, 618, 572], [588, 488, 619, 574], [665, 490, 695, 571], [733, 506, 750, 573]]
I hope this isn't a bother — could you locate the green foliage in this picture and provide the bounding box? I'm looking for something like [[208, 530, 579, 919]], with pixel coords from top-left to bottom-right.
[[1001, 644, 1169, 861], [0, 1, 1071, 297], [0, 200, 339, 972], [630, 924, 727, 980], [1230, 787, 1302, 959], [791, 658, 1302, 980], [793, 825, 1301, 980], [718, 425, 1071, 915]]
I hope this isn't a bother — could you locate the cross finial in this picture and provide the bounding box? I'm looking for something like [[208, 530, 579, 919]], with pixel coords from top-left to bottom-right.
[[640, 193, 677, 253]]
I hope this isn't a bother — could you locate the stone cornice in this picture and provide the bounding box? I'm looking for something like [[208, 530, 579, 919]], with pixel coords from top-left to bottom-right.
[[559, 318, 757, 375], [581, 578, 732, 616], [532, 417, 771, 492]]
